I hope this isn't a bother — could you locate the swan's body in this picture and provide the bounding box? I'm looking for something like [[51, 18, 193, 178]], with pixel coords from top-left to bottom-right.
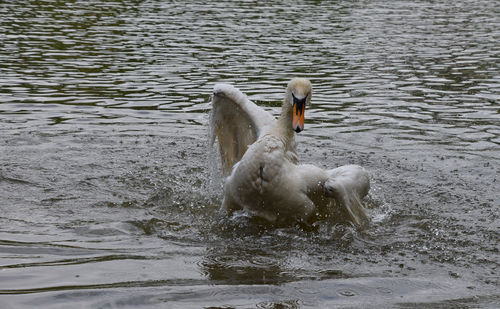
[[210, 78, 369, 225]]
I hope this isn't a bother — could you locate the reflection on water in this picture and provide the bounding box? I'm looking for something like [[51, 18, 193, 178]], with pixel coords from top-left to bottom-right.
[[1, 0, 499, 307]]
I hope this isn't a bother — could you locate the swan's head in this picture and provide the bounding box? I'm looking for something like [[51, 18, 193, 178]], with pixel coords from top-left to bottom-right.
[[287, 78, 312, 133]]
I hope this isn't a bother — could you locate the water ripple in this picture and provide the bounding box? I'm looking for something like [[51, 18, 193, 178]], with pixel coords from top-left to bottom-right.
[[1, 0, 498, 150]]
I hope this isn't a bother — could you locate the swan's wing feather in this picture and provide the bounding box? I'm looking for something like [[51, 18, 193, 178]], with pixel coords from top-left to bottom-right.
[[210, 83, 275, 175], [324, 165, 370, 225]]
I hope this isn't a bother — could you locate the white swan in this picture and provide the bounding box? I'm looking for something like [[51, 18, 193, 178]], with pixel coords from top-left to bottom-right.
[[210, 78, 369, 225]]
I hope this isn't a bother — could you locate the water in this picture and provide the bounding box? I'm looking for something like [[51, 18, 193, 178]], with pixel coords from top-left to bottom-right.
[[1, 0, 499, 307]]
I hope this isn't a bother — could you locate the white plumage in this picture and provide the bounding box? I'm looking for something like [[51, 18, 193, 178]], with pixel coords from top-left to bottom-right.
[[210, 78, 369, 225]]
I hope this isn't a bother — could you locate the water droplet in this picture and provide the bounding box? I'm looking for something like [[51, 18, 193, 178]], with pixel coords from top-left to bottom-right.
[[338, 289, 356, 297]]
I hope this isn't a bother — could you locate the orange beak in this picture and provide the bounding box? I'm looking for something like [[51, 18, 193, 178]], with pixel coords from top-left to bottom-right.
[[292, 102, 305, 133]]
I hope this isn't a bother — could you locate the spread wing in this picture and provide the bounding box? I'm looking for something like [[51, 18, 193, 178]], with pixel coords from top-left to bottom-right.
[[209, 83, 276, 176], [324, 165, 370, 225]]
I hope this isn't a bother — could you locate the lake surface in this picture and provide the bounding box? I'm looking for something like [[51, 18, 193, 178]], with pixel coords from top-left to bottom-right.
[[1, 0, 499, 308]]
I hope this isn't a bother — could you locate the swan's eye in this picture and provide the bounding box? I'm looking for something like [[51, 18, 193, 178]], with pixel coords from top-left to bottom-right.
[[292, 92, 308, 106]]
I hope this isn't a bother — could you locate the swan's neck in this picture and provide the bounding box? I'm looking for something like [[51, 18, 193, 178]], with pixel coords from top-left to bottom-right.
[[273, 95, 295, 145]]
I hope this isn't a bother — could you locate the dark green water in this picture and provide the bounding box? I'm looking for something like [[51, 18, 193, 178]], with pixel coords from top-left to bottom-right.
[[1, 1, 499, 308]]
